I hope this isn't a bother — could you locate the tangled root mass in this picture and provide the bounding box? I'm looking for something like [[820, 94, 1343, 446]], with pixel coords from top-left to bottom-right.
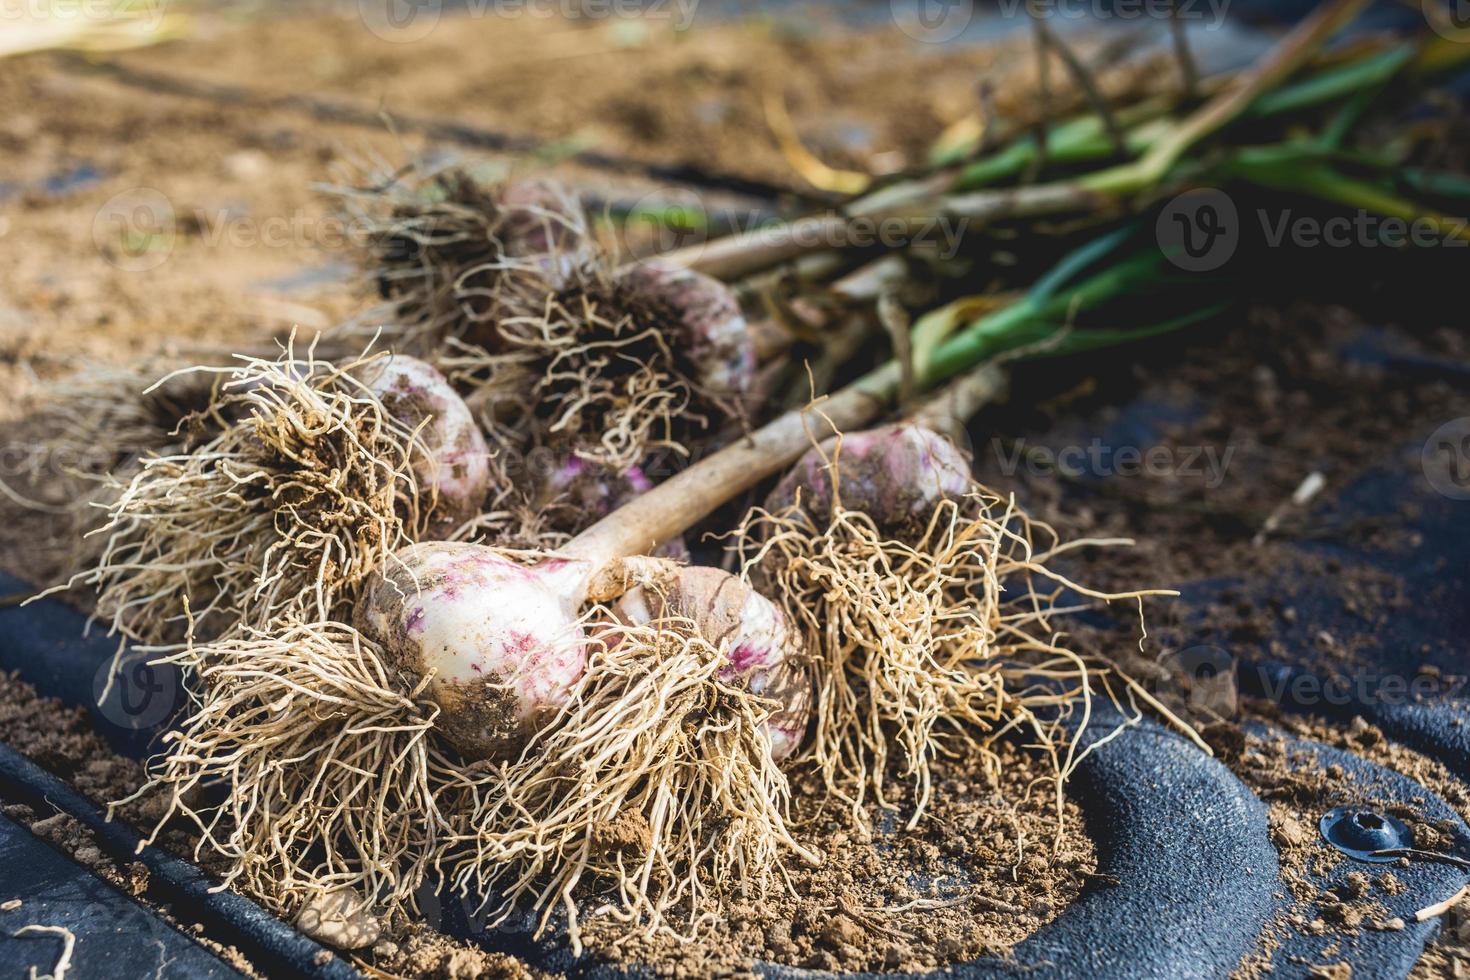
[[57, 344, 430, 642], [115, 621, 449, 918], [445, 605, 818, 954], [740, 478, 1176, 828]]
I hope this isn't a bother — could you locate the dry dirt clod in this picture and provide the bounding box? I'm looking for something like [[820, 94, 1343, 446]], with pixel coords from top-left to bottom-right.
[[818, 914, 863, 949], [294, 887, 382, 951]]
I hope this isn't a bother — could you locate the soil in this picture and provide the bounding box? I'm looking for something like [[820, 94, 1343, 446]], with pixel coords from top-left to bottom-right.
[[1223, 707, 1470, 980], [972, 299, 1469, 680], [964, 296, 1470, 977], [0, 671, 262, 978], [0, 0, 1153, 592], [0, 668, 544, 980], [585, 739, 1095, 976]]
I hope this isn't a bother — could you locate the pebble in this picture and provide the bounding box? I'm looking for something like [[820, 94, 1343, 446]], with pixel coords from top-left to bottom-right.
[[294, 887, 382, 950], [223, 150, 271, 182], [1271, 815, 1308, 848], [820, 915, 863, 948], [803, 950, 838, 970], [883, 942, 910, 970]]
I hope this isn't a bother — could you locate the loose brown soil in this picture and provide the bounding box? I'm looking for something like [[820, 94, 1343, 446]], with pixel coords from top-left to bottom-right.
[[0, 672, 262, 977], [976, 299, 1469, 976], [1222, 707, 1470, 980], [585, 740, 1095, 976], [978, 301, 1468, 679]]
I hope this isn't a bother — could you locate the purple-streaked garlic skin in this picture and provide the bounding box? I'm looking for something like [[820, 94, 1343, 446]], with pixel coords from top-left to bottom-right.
[[539, 457, 620, 522], [363, 356, 491, 538], [354, 542, 590, 760], [766, 423, 972, 533], [617, 260, 756, 404], [612, 566, 811, 761], [499, 178, 592, 289], [540, 460, 688, 558]]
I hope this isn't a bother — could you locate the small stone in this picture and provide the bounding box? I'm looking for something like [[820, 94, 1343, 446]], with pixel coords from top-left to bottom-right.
[[819, 915, 863, 948], [371, 940, 400, 959], [882, 943, 910, 970], [294, 887, 381, 950], [126, 862, 150, 897], [1271, 814, 1308, 849], [765, 918, 795, 956], [936, 936, 964, 958], [223, 150, 270, 182], [802, 950, 837, 971], [29, 814, 68, 842], [1377, 872, 1406, 896]]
